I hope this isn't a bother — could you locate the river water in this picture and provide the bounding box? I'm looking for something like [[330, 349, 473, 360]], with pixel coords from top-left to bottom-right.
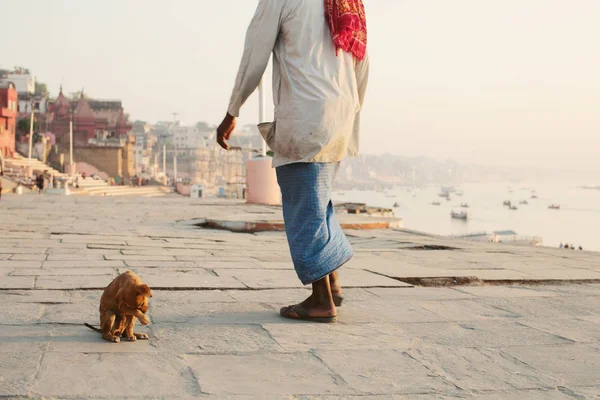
[[333, 182, 600, 252]]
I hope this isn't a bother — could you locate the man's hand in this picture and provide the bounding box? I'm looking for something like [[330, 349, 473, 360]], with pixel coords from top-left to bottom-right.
[[217, 113, 236, 150]]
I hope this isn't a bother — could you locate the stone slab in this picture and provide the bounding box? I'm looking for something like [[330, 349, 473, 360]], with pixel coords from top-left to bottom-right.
[[399, 321, 573, 348], [473, 390, 584, 400], [40, 303, 99, 324], [0, 350, 44, 397], [367, 287, 474, 301], [215, 269, 303, 289], [0, 260, 43, 268], [32, 353, 198, 397], [47, 328, 155, 353], [0, 290, 72, 304], [216, 268, 411, 290], [42, 260, 125, 268], [36, 275, 115, 290], [264, 323, 413, 352], [104, 255, 178, 261], [184, 353, 342, 396], [0, 325, 53, 353], [0, 302, 43, 324], [500, 344, 600, 387], [151, 301, 278, 325], [0, 247, 47, 254], [8, 254, 48, 261], [407, 347, 554, 391], [197, 261, 263, 270], [143, 274, 246, 289], [45, 254, 106, 261], [11, 267, 116, 276], [154, 290, 237, 305], [317, 350, 456, 395], [517, 317, 600, 344], [570, 386, 600, 400], [414, 299, 521, 322], [0, 276, 35, 289], [152, 323, 281, 354], [481, 297, 600, 319], [455, 286, 561, 298], [339, 299, 445, 324], [124, 260, 199, 268]]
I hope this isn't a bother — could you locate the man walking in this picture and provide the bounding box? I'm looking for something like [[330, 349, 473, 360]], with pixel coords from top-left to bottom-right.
[[217, 0, 369, 322]]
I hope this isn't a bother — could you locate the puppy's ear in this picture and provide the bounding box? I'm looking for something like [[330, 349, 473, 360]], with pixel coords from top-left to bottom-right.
[[136, 284, 152, 298]]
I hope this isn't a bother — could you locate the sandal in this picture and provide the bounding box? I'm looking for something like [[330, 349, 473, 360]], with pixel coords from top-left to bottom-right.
[[280, 304, 337, 323]]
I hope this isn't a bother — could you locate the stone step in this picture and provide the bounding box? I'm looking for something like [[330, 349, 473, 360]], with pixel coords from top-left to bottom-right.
[[80, 186, 172, 197]]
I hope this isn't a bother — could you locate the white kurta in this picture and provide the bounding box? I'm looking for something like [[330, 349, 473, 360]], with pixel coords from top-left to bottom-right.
[[228, 0, 369, 168]]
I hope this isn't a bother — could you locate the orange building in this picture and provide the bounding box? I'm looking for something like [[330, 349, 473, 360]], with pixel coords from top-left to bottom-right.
[[0, 82, 18, 157]]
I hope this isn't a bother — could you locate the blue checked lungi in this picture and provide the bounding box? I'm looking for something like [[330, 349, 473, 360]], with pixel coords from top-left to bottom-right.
[[276, 162, 353, 285]]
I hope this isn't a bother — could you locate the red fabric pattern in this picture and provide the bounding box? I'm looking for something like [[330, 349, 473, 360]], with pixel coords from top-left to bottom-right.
[[324, 0, 367, 61]]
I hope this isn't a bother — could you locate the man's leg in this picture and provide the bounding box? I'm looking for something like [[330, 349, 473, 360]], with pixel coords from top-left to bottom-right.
[[329, 270, 343, 306]]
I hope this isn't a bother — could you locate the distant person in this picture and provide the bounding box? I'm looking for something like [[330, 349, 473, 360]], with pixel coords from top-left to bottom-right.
[[579, 246, 583, 251], [36, 174, 44, 194], [217, 0, 369, 322], [559, 242, 563, 249], [0, 152, 4, 200]]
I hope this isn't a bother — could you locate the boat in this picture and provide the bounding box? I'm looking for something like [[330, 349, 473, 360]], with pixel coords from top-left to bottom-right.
[[460, 203, 469, 208], [393, 202, 400, 208], [438, 192, 450, 199], [503, 200, 512, 206], [509, 205, 518, 210], [451, 210, 468, 220], [431, 201, 441, 206], [548, 204, 561, 210], [531, 194, 539, 199], [519, 200, 529, 205], [441, 186, 456, 194]]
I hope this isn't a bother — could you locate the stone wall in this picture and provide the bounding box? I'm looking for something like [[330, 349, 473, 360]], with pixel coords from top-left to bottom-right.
[[47, 136, 136, 183], [74, 146, 123, 179]]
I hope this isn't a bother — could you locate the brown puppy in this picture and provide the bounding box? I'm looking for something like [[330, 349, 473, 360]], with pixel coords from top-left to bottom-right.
[[85, 271, 152, 343]]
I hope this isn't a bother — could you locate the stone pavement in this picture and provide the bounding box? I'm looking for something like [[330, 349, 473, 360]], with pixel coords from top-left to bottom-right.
[[1, 195, 600, 399]]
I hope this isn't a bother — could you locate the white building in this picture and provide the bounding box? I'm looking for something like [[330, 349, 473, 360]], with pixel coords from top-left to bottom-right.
[[4, 73, 35, 94], [173, 126, 215, 149], [18, 95, 48, 114], [0, 73, 49, 114]]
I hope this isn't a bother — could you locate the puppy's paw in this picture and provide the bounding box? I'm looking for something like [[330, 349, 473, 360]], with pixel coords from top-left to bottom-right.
[[127, 335, 137, 342], [112, 336, 120, 343], [135, 333, 149, 340], [138, 315, 150, 325]]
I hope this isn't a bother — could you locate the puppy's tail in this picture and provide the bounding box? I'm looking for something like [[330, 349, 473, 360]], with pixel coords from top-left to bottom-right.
[[84, 323, 103, 333]]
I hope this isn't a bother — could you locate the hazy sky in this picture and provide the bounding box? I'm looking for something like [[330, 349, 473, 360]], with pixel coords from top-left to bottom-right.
[[2, 0, 599, 171]]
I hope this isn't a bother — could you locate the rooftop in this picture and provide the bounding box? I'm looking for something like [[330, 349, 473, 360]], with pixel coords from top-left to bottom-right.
[[0, 195, 599, 398]]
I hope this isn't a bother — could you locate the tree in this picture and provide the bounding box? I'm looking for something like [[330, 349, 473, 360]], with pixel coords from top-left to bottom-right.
[[35, 82, 48, 95], [17, 118, 38, 135], [69, 91, 82, 101], [195, 121, 216, 131]]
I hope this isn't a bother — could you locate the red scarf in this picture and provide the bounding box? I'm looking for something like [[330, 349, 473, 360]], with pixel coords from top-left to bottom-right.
[[325, 0, 367, 61]]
